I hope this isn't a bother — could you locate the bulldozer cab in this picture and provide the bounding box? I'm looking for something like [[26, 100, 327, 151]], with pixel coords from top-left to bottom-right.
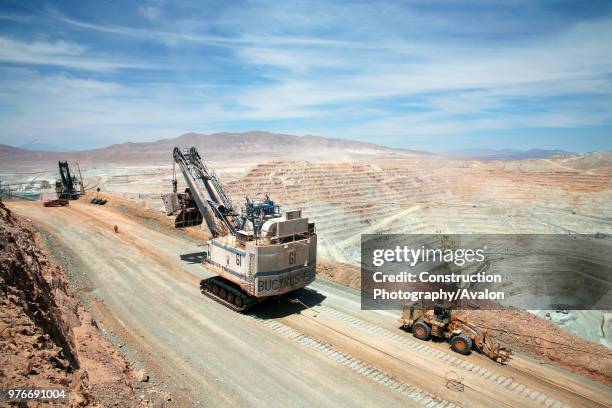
[[434, 304, 451, 324], [401, 302, 451, 326]]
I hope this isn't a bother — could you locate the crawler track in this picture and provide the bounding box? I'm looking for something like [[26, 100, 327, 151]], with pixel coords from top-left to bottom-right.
[[200, 276, 258, 312]]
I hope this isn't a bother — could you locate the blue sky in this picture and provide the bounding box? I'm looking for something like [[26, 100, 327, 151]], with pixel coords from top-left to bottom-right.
[[0, 0, 611, 152]]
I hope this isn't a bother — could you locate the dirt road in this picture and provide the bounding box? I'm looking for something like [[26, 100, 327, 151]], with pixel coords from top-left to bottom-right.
[[9, 200, 611, 407]]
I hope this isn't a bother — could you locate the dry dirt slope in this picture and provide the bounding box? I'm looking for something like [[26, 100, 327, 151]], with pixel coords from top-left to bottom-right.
[[6, 198, 612, 407], [0, 200, 170, 407]]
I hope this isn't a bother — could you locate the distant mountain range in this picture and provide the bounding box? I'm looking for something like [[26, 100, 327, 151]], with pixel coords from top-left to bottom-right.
[[0, 131, 426, 170], [445, 148, 573, 160], [3, 132, 582, 169], [20, 139, 71, 152], [13, 136, 576, 161], [1, 132, 607, 175]]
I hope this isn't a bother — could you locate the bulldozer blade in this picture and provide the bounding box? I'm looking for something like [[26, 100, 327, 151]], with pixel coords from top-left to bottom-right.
[[496, 348, 512, 363]]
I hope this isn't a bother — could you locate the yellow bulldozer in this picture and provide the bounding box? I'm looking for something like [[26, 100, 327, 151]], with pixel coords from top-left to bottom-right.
[[400, 303, 511, 363]]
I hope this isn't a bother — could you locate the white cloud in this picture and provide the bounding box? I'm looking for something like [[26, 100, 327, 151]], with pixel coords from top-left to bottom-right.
[[226, 16, 612, 130], [0, 36, 154, 71], [51, 11, 353, 49], [0, 69, 238, 147], [138, 5, 162, 21]]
